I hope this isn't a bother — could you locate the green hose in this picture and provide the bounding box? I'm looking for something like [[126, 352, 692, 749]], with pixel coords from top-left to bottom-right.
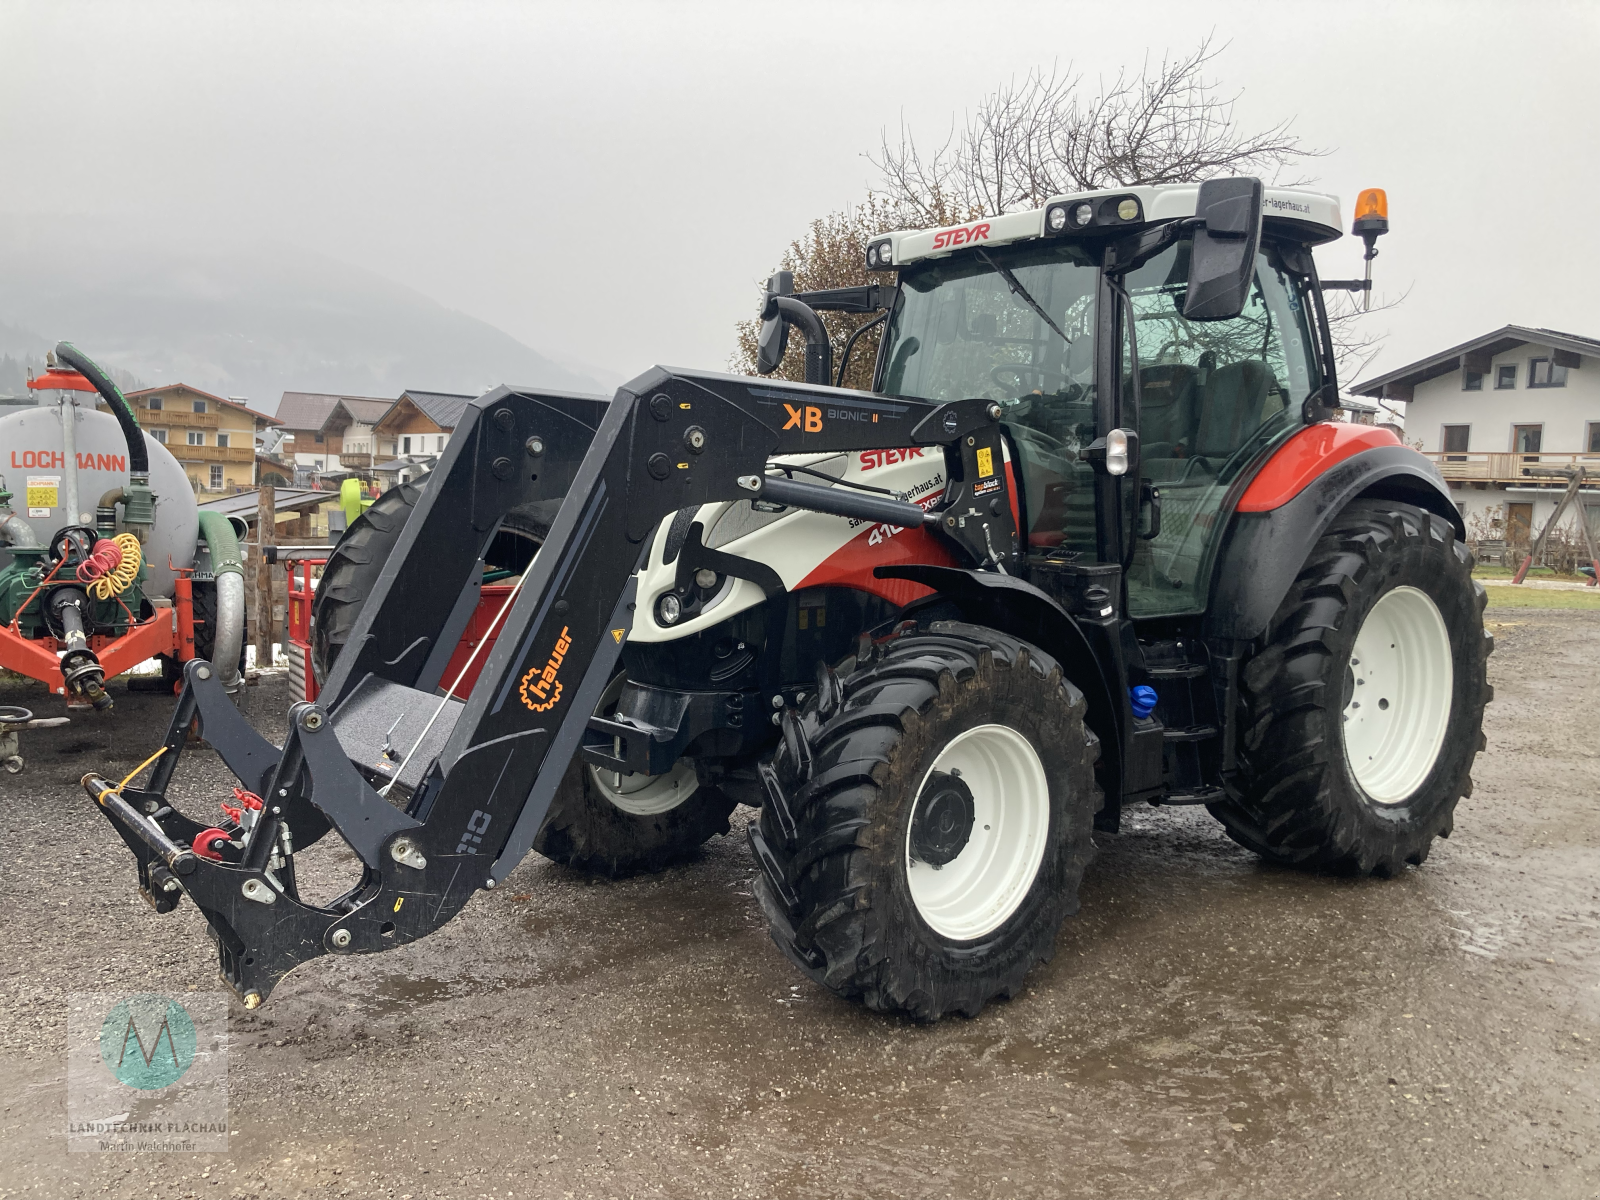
[[196, 510, 244, 577]]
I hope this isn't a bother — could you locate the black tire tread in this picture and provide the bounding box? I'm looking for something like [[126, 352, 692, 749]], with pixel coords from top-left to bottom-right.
[[1209, 500, 1492, 875], [753, 621, 1102, 1020]]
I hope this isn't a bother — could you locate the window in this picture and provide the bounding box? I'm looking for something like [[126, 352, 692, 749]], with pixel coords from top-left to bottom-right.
[[1442, 425, 1470, 458], [1528, 358, 1568, 388], [402, 435, 412, 454], [1513, 424, 1542, 456], [1462, 370, 1483, 391], [436, 435, 446, 452], [1588, 422, 1600, 454], [215, 432, 230, 448], [193, 399, 208, 413], [313, 433, 324, 444], [1495, 365, 1517, 389], [1120, 240, 1318, 617], [186, 430, 205, 446], [209, 465, 223, 489], [147, 395, 164, 411], [150, 428, 168, 444]]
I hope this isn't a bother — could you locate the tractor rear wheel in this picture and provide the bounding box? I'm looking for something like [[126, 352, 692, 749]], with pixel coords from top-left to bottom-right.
[[750, 622, 1101, 1020], [1209, 500, 1492, 875]]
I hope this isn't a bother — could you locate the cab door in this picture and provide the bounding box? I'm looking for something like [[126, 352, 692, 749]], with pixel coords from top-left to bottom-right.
[[1120, 238, 1324, 619]]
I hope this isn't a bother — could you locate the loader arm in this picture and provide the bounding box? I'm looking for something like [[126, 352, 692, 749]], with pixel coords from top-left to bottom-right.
[[85, 367, 1019, 1005]]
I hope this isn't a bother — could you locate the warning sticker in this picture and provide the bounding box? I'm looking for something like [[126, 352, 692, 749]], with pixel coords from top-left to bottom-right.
[[975, 446, 994, 478], [26, 475, 59, 514]]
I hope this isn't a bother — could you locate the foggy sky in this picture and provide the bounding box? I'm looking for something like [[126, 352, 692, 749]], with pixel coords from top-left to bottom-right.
[[3, 0, 1596, 397]]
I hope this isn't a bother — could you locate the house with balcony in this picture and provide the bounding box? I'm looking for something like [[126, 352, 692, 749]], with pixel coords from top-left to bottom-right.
[[318, 396, 399, 473], [274, 390, 396, 481], [120, 384, 280, 493], [1351, 326, 1600, 546]]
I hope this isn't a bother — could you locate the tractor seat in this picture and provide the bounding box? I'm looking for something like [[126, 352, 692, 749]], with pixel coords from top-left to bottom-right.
[[1192, 359, 1280, 460]]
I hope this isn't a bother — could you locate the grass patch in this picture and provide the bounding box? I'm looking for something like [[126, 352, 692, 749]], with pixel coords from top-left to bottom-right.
[[1484, 587, 1600, 610], [1473, 564, 1592, 583]]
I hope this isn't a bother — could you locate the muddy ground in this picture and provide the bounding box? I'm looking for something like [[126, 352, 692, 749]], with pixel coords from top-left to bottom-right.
[[1, 608, 1596, 1200]]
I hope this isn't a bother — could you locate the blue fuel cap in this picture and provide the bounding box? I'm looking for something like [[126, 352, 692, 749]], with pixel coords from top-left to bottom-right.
[[1130, 685, 1158, 720]]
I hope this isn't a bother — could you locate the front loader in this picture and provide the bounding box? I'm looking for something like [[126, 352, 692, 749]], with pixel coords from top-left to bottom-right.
[[84, 179, 1490, 1020]]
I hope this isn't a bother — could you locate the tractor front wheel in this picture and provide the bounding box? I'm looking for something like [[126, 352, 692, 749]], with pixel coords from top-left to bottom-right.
[[1210, 500, 1492, 875], [750, 622, 1101, 1020]]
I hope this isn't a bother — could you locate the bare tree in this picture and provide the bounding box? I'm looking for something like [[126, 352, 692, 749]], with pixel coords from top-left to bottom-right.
[[874, 39, 1320, 223], [736, 41, 1357, 389]]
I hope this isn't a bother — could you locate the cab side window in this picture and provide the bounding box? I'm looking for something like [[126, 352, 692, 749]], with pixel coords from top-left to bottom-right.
[[1123, 239, 1319, 617]]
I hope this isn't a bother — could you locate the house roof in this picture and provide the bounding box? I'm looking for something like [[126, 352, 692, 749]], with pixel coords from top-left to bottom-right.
[[198, 487, 333, 518], [126, 383, 281, 425], [318, 396, 396, 433], [372, 389, 474, 434], [275, 390, 392, 431], [1350, 326, 1600, 399]]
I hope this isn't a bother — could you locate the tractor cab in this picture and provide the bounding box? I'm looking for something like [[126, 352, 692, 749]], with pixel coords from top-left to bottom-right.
[[865, 181, 1344, 621]]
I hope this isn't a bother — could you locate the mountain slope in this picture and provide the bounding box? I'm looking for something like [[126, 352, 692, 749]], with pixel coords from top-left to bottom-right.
[[0, 219, 603, 411]]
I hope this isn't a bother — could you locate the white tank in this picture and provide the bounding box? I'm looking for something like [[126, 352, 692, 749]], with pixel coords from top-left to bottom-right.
[[0, 396, 198, 598]]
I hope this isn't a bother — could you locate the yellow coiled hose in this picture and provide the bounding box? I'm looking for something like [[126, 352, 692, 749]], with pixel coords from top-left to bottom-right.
[[89, 533, 142, 600]]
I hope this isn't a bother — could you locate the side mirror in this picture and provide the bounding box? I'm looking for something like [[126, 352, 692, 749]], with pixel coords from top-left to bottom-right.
[[756, 271, 794, 375], [1181, 177, 1262, 322]]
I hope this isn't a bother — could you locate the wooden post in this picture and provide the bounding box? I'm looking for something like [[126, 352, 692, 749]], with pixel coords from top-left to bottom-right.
[[255, 484, 275, 667]]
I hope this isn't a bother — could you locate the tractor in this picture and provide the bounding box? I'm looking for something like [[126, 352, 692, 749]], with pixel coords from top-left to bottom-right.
[[84, 178, 1490, 1020]]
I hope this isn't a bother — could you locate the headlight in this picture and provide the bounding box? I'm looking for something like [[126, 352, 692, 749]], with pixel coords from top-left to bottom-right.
[[1072, 203, 1093, 227], [656, 592, 683, 625], [877, 241, 891, 265], [866, 244, 878, 268], [1047, 205, 1068, 232]]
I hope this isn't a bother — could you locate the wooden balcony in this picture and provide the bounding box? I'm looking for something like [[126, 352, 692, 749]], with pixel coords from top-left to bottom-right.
[[1423, 451, 1600, 484]]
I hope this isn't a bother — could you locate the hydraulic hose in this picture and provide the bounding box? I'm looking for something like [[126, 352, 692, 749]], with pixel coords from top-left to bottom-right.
[[196, 510, 246, 691], [53, 342, 148, 476]]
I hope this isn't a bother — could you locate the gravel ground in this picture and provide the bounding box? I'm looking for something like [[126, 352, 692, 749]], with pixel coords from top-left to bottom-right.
[[1, 607, 1596, 1199]]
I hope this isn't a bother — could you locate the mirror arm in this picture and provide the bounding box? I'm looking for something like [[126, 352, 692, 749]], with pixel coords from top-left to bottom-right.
[[794, 284, 899, 313]]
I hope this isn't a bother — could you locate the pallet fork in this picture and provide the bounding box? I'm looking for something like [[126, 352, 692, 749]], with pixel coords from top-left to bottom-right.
[[84, 369, 1039, 1005]]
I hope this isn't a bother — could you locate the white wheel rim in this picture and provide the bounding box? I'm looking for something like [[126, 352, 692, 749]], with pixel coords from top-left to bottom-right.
[[589, 760, 699, 816], [1342, 585, 1454, 804], [905, 724, 1050, 941]]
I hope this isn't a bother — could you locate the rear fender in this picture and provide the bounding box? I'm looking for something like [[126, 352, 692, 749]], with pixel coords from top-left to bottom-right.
[[877, 564, 1123, 806], [1206, 438, 1462, 644]]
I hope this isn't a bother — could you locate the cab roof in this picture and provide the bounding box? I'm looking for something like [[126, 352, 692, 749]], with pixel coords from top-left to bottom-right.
[[877, 184, 1343, 269]]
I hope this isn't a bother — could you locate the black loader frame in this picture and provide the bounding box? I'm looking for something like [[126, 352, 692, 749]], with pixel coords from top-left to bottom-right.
[[87, 369, 1099, 1006]]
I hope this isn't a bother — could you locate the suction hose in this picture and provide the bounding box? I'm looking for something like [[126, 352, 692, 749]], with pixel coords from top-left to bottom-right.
[[52, 342, 155, 532], [196, 511, 246, 692], [53, 342, 147, 474]]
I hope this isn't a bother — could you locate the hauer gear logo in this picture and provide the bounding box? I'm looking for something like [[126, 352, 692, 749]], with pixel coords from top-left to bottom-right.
[[519, 625, 572, 712], [931, 222, 991, 250]]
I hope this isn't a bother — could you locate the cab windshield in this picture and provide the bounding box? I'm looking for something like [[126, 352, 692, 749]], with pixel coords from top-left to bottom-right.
[[879, 241, 1100, 556]]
